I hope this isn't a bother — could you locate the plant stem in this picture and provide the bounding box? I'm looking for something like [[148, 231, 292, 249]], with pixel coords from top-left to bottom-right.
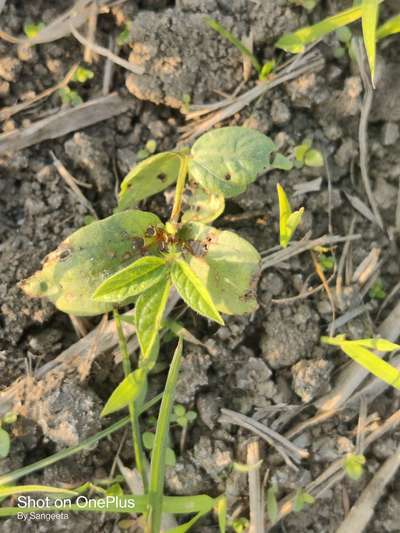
[[169, 154, 188, 225], [147, 338, 184, 533], [113, 308, 148, 492]]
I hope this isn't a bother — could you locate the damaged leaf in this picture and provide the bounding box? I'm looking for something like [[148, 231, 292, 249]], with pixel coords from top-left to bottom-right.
[[118, 152, 185, 211], [181, 185, 225, 225], [189, 127, 275, 198], [178, 222, 261, 315], [20, 210, 162, 316]]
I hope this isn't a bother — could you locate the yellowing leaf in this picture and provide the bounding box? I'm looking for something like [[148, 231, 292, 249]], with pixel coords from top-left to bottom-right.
[[362, 0, 379, 84], [135, 276, 171, 363], [351, 338, 400, 352], [179, 223, 260, 315], [344, 454, 366, 481], [93, 256, 167, 303], [20, 210, 162, 316], [189, 127, 275, 198], [117, 152, 184, 211], [171, 258, 224, 325], [181, 186, 225, 225], [341, 342, 400, 390], [277, 183, 304, 248]]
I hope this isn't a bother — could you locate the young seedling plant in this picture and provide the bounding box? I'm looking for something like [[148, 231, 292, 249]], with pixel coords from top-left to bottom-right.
[[16, 126, 286, 531]]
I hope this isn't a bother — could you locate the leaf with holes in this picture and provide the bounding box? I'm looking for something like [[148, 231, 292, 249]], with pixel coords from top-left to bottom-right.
[[19, 210, 162, 316], [189, 127, 275, 198], [117, 152, 185, 211], [135, 276, 171, 364], [93, 256, 167, 303], [178, 223, 260, 315], [170, 258, 224, 324]]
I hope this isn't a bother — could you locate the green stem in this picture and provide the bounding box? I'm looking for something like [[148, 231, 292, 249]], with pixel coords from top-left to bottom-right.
[[147, 338, 184, 533], [113, 308, 148, 492], [169, 154, 188, 225]]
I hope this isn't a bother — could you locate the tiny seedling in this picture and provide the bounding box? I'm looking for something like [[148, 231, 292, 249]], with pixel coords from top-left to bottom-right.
[[334, 26, 354, 60], [321, 335, 400, 391], [72, 65, 95, 84], [343, 453, 366, 481], [58, 87, 83, 107], [137, 140, 158, 161], [116, 23, 132, 47], [170, 404, 197, 429], [231, 517, 250, 533], [293, 488, 315, 512], [368, 279, 386, 300], [23, 21, 45, 39], [290, 0, 318, 12], [277, 183, 304, 248], [18, 126, 289, 531], [294, 138, 324, 169], [318, 253, 335, 272], [206, 17, 276, 81]]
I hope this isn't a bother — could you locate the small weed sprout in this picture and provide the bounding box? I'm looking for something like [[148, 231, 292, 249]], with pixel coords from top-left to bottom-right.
[[0, 412, 16, 459], [293, 488, 315, 512], [23, 21, 45, 39], [343, 453, 366, 481]]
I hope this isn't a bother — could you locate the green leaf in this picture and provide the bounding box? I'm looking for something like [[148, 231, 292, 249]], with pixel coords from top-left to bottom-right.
[[293, 489, 315, 512], [272, 153, 293, 171], [0, 485, 77, 498], [117, 152, 184, 210], [148, 339, 184, 533], [174, 405, 186, 417], [182, 186, 225, 225], [259, 59, 276, 80], [276, 4, 363, 53], [189, 127, 276, 198], [171, 257, 224, 324], [164, 319, 204, 346], [0, 428, 10, 459], [205, 18, 261, 73], [101, 369, 148, 416], [178, 223, 260, 315], [377, 14, 400, 41], [294, 140, 312, 162], [165, 447, 176, 467], [20, 210, 162, 316], [361, 0, 379, 84], [72, 66, 94, 83], [277, 183, 304, 248], [341, 343, 400, 390], [216, 496, 227, 533], [135, 276, 171, 363], [266, 484, 279, 523], [233, 460, 263, 473], [143, 431, 155, 450], [93, 256, 167, 303], [344, 454, 366, 481], [186, 411, 197, 422], [304, 148, 324, 167]]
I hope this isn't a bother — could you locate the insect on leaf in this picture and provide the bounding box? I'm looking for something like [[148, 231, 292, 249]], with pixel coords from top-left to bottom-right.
[[181, 186, 225, 225], [135, 276, 171, 364], [117, 152, 185, 211], [276, 4, 363, 53], [171, 258, 224, 324], [93, 256, 167, 303], [361, 0, 379, 84], [101, 368, 148, 417], [189, 127, 276, 198], [179, 222, 261, 315], [20, 210, 162, 316], [277, 183, 304, 248]]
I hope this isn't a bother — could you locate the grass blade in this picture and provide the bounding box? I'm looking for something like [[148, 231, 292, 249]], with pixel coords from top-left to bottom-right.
[[361, 0, 379, 85], [276, 5, 363, 53], [0, 394, 162, 487], [377, 14, 400, 40], [0, 485, 78, 498], [205, 17, 261, 73], [147, 338, 184, 533]]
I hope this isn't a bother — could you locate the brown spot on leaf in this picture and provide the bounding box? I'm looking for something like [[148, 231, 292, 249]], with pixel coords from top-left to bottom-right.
[[224, 173, 231, 181], [157, 172, 167, 182]]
